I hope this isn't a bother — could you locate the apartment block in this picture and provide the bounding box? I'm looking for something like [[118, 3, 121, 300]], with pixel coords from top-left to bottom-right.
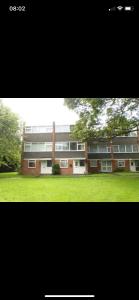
[[21, 123, 139, 175]]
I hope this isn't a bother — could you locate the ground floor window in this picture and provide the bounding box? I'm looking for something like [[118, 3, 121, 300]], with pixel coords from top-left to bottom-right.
[[90, 160, 97, 167], [47, 160, 52, 167], [28, 160, 36, 168], [118, 160, 125, 167], [60, 160, 68, 168], [101, 160, 112, 172]]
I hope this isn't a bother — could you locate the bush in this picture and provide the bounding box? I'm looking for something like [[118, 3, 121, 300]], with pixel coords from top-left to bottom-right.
[[52, 164, 60, 175], [114, 168, 125, 172]]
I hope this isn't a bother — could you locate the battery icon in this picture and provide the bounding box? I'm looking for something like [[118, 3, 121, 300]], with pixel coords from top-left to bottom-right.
[[124, 6, 134, 11], [125, 6, 131, 10]]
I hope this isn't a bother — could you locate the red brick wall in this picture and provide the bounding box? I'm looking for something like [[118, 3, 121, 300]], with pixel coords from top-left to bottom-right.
[[88, 160, 100, 173], [125, 160, 130, 171], [21, 160, 40, 176], [55, 159, 73, 175], [112, 160, 130, 171]]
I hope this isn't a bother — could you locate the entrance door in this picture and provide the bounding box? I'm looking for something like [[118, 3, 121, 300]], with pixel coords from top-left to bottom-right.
[[101, 160, 112, 172], [73, 160, 86, 174], [130, 160, 136, 172], [41, 160, 52, 174]]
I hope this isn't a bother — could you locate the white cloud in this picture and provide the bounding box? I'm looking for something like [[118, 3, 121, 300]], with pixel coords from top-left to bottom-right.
[[1, 98, 79, 125]]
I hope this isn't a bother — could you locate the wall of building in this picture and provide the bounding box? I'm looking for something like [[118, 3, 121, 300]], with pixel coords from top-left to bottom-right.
[[55, 159, 73, 175], [21, 160, 40, 176]]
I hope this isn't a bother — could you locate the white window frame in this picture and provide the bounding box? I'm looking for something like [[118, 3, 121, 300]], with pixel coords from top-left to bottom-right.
[[28, 160, 36, 168], [24, 143, 32, 152], [55, 142, 85, 151], [25, 126, 53, 133], [89, 145, 111, 153], [24, 142, 52, 152], [90, 160, 97, 167], [117, 160, 125, 168], [60, 159, 68, 168], [25, 127, 32, 133], [77, 143, 85, 151], [55, 125, 71, 133], [113, 145, 139, 153], [55, 142, 70, 151]]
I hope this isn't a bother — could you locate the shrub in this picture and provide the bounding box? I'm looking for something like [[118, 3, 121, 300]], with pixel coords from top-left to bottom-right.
[[114, 168, 125, 172], [52, 164, 60, 175]]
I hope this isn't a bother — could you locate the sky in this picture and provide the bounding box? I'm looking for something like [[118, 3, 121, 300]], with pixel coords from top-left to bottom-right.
[[1, 98, 79, 125]]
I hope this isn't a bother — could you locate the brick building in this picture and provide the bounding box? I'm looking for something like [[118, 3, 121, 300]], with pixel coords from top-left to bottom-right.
[[21, 123, 139, 175]]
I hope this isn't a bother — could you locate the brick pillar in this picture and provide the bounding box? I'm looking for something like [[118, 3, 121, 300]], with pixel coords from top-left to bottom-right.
[[137, 125, 139, 146], [20, 124, 25, 174], [85, 142, 88, 174], [52, 121, 55, 164], [110, 138, 114, 160]]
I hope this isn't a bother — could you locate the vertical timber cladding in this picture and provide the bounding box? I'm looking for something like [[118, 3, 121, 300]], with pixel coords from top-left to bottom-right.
[[52, 121, 56, 164]]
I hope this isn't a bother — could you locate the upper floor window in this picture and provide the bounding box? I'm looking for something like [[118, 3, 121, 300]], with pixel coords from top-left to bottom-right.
[[24, 143, 52, 152], [118, 131, 137, 137], [89, 144, 110, 153], [55, 142, 69, 151], [25, 126, 53, 133], [25, 127, 32, 133], [55, 142, 85, 151], [77, 143, 85, 151], [113, 144, 139, 153], [55, 125, 70, 133]]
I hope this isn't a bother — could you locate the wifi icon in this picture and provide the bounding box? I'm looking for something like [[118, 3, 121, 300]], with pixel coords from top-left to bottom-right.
[[117, 6, 123, 10]]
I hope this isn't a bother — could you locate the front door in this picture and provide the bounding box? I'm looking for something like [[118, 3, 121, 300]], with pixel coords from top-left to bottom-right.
[[73, 160, 86, 174], [130, 160, 136, 172], [41, 160, 52, 174], [101, 160, 112, 172]]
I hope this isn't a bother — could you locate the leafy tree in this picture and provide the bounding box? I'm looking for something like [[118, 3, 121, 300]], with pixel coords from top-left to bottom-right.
[[0, 100, 22, 168], [64, 98, 139, 142]]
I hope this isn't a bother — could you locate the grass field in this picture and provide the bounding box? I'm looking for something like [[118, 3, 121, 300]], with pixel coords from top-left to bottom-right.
[[0, 172, 139, 202]]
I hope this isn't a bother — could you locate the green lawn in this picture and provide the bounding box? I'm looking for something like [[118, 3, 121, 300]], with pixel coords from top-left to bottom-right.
[[0, 172, 139, 202]]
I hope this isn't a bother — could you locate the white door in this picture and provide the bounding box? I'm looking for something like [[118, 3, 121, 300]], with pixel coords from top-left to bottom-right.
[[101, 160, 112, 172], [130, 160, 136, 172], [73, 160, 86, 174], [41, 160, 52, 174]]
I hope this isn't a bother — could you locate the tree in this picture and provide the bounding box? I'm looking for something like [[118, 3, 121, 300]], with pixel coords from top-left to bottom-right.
[[0, 100, 22, 169], [64, 98, 139, 142]]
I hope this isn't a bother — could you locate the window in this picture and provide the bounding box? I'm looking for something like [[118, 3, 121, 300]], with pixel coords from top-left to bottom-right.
[[28, 160, 36, 168], [89, 144, 98, 153], [55, 142, 69, 151], [25, 127, 32, 133], [113, 145, 119, 153], [80, 160, 85, 166], [90, 160, 97, 167], [126, 144, 132, 152], [70, 142, 77, 150], [24, 143, 52, 152], [60, 160, 68, 168], [128, 131, 137, 137], [24, 143, 31, 152], [118, 160, 125, 168], [25, 126, 53, 133], [133, 145, 138, 152], [99, 145, 107, 152], [119, 145, 126, 152], [46, 143, 52, 151], [31, 143, 46, 152], [55, 125, 70, 133], [77, 143, 85, 151], [47, 160, 52, 167]]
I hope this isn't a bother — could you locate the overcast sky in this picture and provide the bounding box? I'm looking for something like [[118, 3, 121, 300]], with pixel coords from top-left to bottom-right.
[[1, 98, 79, 125]]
